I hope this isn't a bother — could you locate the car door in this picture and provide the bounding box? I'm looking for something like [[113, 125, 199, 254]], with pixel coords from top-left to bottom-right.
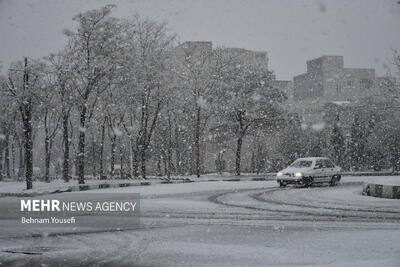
[[313, 159, 325, 182], [322, 159, 335, 182]]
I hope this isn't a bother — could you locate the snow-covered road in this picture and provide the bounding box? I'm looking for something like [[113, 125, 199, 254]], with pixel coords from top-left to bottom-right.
[[0, 176, 399, 266]]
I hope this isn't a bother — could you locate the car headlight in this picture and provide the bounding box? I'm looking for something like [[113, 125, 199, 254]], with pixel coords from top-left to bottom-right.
[[277, 172, 283, 177], [294, 172, 303, 177]]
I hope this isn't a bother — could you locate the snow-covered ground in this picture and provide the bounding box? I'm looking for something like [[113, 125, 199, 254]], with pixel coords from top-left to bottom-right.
[[0, 175, 399, 266], [1, 225, 399, 267], [0, 173, 268, 194], [342, 175, 400, 184], [0, 179, 147, 194], [0, 174, 398, 194]]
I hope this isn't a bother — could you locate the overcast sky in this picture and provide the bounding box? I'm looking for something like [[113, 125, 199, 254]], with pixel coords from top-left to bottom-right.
[[0, 0, 399, 80]]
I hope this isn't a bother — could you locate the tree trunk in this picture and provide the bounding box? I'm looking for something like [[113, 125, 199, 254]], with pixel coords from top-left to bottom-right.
[[99, 121, 105, 179], [167, 116, 172, 179], [92, 135, 96, 178], [141, 149, 146, 179], [167, 151, 172, 180], [22, 109, 33, 189], [157, 158, 162, 176], [5, 134, 10, 178], [163, 157, 167, 177], [11, 140, 15, 177], [250, 150, 256, 173], [18, 142, 24, 178], [44, 112, 51, 183], [21, 59, 33, 190], [132, 152, 139, 178], [235, 136, 243, 176], [195, 106, 201, 178], [110, 135, 116, 178], [77, 107, 87, 184], [129, 138, 134, 178], [175, 126, 182, 175], [175, 150, 181, 175], [0, 145, 3, 181], [45, 136, 50, 183], [62, 113, 70, 182], [120, 146, 123, 179]]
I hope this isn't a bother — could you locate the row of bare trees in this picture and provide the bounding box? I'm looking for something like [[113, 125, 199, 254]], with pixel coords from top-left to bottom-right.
[[0, 6, 290, 189], [1, 6, 399, 189]]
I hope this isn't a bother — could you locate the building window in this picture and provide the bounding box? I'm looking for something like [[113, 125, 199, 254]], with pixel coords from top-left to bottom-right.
[[347, 80, 353, 87], [360, 79, 372, 89]]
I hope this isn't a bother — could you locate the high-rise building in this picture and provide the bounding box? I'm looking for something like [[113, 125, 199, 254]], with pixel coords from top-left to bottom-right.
[[291, 55, 395, 124]]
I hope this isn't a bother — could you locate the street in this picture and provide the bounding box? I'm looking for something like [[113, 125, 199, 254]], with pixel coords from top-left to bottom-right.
[[0, 176, 399, 266]]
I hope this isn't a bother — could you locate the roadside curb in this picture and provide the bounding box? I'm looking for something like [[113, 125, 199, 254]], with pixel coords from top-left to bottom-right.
[[343, 171, 400, 176], [223, 178, 241, 182], [68, 181, 153, 192], [0, 192, 53, 197], [0, 180, 172, 197], [363, 182, 400, 199], [0, 176, 273, 197]]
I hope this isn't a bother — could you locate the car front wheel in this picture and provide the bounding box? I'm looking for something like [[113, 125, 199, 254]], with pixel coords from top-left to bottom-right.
[[279, 181, 287, 187], [303, 177, 313, 187], [329, 176, 339, 186]]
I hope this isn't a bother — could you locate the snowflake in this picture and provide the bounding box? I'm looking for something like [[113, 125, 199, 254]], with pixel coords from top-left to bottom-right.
[[311, 122, 325, 131]]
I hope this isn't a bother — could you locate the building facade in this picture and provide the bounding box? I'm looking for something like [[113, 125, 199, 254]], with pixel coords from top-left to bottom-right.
[[291, 55, 395, 124], [294, 55, 381, 102], [287, 55, 398, 169]]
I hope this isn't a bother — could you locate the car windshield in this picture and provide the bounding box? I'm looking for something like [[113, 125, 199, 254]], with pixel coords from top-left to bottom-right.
[[290, 160, 312, 168]]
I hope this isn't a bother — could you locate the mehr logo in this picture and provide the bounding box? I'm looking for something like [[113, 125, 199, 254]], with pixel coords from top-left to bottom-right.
[[21, 200, 61, 211], [20, 199, 138, 212]]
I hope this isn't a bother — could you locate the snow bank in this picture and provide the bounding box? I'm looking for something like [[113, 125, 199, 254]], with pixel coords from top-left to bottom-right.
[[363, 181, 400, 199], [0, 179, 147, 195]]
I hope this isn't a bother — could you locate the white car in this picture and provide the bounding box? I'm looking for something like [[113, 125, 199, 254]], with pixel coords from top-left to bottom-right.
[[276, 157, 341, 187]]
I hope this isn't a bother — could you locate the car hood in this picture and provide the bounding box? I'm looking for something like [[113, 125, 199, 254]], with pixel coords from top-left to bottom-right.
[[279, 167, 313, 174]]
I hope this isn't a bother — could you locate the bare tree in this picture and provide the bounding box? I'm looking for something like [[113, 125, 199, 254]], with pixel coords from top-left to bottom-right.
[[40, 67, 63, 182], [121, 16, 175, 179], [48, 52, 75, 182], [215, 51, 285, 175], [0, 74, 16, 180], [172, 43, 223, 177], [63, 5, 120, 184], [1, 58, 43, 189], [105, 88, 126, 178]]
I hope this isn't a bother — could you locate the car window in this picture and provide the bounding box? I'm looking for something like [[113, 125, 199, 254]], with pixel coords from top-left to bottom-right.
[[290, 160, 312, 168], [315, 160, 324, 168], [324, 160, 335, 168]]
